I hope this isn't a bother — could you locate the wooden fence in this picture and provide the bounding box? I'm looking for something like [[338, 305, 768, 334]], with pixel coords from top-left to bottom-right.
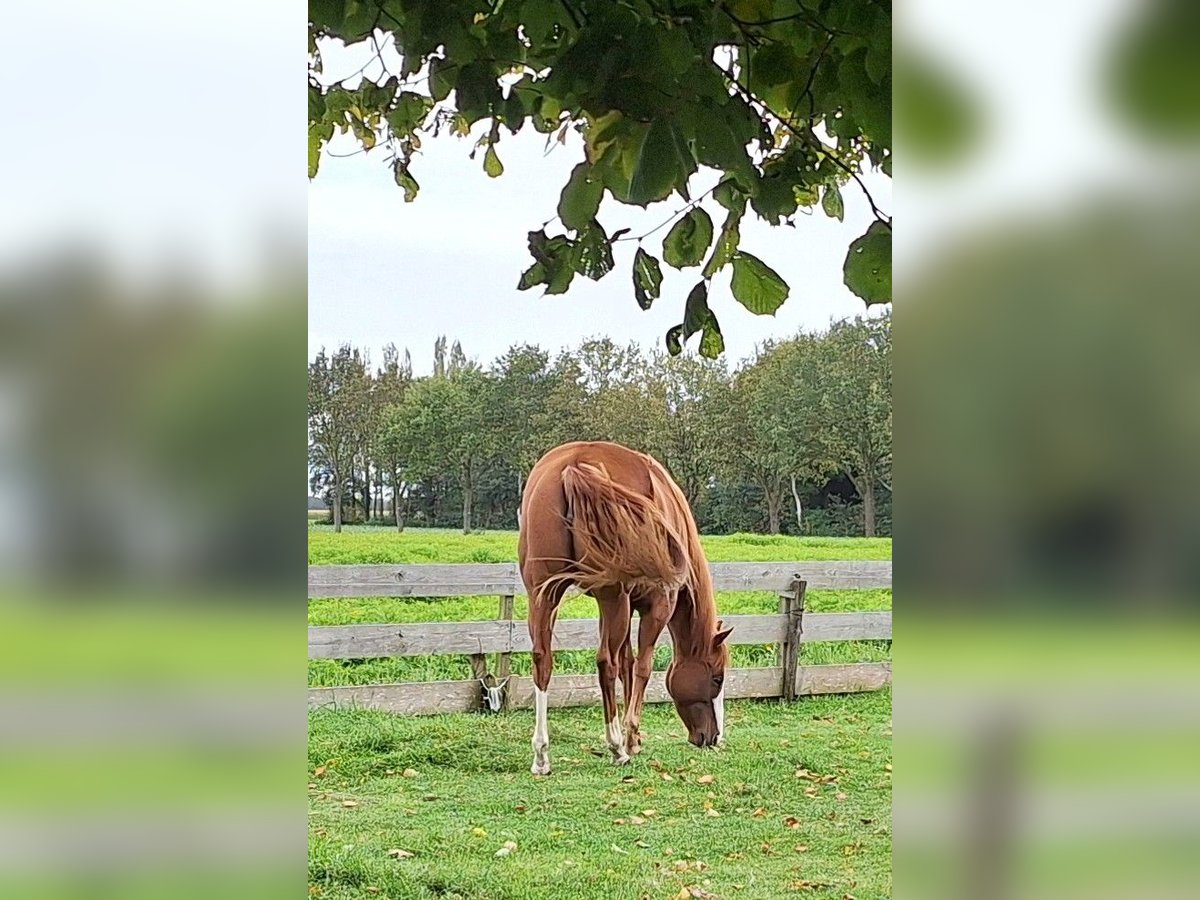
[[308, 561, 891, 715]]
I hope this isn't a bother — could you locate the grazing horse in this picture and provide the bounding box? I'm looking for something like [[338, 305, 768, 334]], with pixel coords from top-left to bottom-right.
[[518, 441, 732, 775]]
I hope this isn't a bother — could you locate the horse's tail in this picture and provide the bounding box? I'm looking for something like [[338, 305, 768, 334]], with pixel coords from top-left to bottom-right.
[[541, 461, 691, 601]]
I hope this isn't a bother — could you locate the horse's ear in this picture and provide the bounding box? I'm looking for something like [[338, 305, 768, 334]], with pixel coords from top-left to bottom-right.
[[713, 626, 733, 648]]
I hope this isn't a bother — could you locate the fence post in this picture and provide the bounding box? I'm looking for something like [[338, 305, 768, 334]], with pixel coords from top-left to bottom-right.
[[780, 576, 807, 701], [497, 594, 515, 709]]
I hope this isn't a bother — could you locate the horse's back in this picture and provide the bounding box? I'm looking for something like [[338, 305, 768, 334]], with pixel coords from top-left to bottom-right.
[[519, 442, 675, 603]]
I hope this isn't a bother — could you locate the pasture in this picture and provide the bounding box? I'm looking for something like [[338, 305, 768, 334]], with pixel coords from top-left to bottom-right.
[[309, 528, 892, 899]]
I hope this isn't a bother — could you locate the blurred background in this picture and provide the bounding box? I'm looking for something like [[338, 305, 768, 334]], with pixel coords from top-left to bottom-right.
[[0, 2, 305, 898], [2, 0, 1198, 897], [897, 0, 1199, 897]]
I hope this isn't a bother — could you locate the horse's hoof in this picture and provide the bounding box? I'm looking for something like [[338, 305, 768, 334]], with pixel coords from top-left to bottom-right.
[[531, 762, 551, 776], [611, 753, 630, 766]]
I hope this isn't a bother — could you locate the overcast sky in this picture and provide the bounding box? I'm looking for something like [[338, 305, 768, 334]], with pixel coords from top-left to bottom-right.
[[308, 45, 891, 376]]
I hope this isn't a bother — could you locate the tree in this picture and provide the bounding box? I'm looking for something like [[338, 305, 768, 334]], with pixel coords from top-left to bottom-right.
[[398, 367, 499, 533], [647, 351, 732, 509], [816, 315, 891, 536], [492, 344, 556, 517], [374, 343, 413, 530], [308, 0, 891, 357], [308, 345, 371, 532]]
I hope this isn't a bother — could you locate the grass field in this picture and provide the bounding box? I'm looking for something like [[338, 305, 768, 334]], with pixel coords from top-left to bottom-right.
[[309, 528, 892, 899]]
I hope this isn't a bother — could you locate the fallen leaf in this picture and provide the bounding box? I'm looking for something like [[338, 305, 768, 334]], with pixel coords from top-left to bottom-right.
[[494, 847, 512, 858], [642, 809, 658, 817], [502, 840, 518, 851], [794, 769, 811, 779], [643, 787, 657, 796], [307, 782, 317, 789], [697, 775, 715, 785], [402, 768, 419, 778], [674, 889, 691, 900], [634, 839, 650, 848], [514, 805, 526, 812], [783, 816, 800, 828], [366, 888, 379, 894], [341, 800, 358, 808], [761, 842, 775, 855], [661, 773, 674, 782], [884, 764, 892, 772], [794, 844, 809, 853], [611, 844, 628, 854], [314, 765, 327, 777], [804, 786, 819, 797], [629, 815, 646, 825], [385, 769, 395, 775], [752, 807, 766, 818], [836, 792, 848, 801], [622, 776, 636, 784], [471, 827, 487, 837], [705, 809, 720, 818], [844, 895, 857, 900], [386, 848, 413, 859]]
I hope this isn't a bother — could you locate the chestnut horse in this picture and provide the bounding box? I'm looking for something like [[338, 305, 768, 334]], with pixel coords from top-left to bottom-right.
[[518, 441, 732, 775]]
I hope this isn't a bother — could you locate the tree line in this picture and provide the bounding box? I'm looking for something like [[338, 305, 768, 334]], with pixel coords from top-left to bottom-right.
[[308, 315, 890, 537]]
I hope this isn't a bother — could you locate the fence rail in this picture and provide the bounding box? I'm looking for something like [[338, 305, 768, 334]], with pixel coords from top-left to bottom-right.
[[308, 561, 891, 715]]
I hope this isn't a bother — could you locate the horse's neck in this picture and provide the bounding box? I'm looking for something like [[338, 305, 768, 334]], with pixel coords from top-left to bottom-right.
[[668, 587, 715, 658]]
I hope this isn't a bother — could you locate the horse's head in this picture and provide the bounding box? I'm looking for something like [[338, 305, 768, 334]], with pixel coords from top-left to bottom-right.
[[666, 621, 733, 747]]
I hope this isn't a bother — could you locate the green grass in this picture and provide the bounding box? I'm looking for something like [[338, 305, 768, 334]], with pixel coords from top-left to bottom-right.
[[309, 691, 892, 900], [308, 526, 892, 565], [309, 528, 891, 898]]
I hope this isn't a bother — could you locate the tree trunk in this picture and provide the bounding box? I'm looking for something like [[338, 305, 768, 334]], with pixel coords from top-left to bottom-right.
[[765, 481, 783, 534], [333, 475, 343, 533], [363, 465, 372, 522], [392, 469, 405, 533], [515, 471, 524, 528], [790, 475, 803, 533], [462, 465, 473, 534], [862, 474, 876, 538]]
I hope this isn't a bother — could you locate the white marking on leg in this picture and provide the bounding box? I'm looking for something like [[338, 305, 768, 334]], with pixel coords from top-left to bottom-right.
[[531, 687, 551, 775], [606, 715, 629, 765], [714, 684, 726, 746]]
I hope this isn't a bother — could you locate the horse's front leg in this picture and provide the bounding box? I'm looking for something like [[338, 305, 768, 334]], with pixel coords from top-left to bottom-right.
[[624, 592, 672, 756], [596, 589, 632, 765]]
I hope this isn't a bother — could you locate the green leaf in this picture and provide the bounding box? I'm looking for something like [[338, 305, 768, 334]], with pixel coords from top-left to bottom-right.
[[308, 123, 328, 179], [627, 118, 685, 207], [484, 144, 504, 177], [633, 247, 663, 310], [714, 179, 747, 215], [822, 184, 845, 222], [702, 210, 742, 278], [665, 324, 685, 356], [387, 92, 433, 136], [308, 86, 325, 124], [698, 316, 725, 359], [679, 281, 725, 359], [682, 281, 709, 340], [429, 57, 455, 102], [517, 261, 547, 290], [843, 222, 891, 304], [558, 163, 604, 231], [730, 252, 789, 315], [572, 221, 614, 281], [662, 208, 714, 269], [393, 161, 419, 202]]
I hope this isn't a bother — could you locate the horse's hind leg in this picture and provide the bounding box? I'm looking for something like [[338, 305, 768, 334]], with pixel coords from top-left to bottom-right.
[[527, 582, 562, 776], [595, 587, 632, 765]]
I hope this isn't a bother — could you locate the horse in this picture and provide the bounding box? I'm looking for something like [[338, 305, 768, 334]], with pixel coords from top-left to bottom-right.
[[518, 440, 732, 775]]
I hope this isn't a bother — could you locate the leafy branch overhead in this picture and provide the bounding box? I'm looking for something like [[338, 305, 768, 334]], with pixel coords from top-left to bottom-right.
[[309, 0, 892, 357]]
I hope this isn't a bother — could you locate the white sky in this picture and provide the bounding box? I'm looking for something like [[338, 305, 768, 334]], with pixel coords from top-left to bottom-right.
[[308, 41, 891, 376]]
